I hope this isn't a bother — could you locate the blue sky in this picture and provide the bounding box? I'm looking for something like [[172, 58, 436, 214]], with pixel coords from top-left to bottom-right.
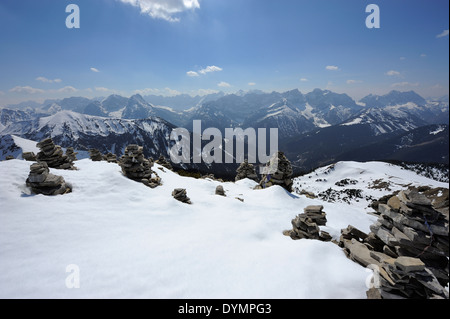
[[0, 0, 448, 104]]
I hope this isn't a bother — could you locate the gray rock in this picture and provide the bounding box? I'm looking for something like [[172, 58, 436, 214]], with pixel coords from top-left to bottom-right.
[[394, 257, 425, 273], [215, 185, 226, 196]]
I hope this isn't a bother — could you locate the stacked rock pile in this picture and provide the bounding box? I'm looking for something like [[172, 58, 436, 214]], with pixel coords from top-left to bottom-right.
[[235, 160, 258, 182], [172, 188, 191, 204], [340, 187, 449, 299], [36, 138, 75, 170], [22, 152, 37, 162], [66, 147, 78, 162], [26, 162, 71, 195], [89, 148, 103, 162], [103, 152, 118, 163], [287, 205, 332, 242], [156, 155, 172, 170], [119, 144, 161, 188], [258, 151, 293, 192]]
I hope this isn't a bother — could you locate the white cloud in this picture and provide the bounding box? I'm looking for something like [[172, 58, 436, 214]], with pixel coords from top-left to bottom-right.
[[134, 87, 181, 96], [300, 78, 308, 82], [9, 86, 45, 94], [436, 29, 449, 38], [199, 65, 223, 75], [400, 57, 406, 60], [194, 88, 219, 96], [119, 0, 200, 22], [248, 82, 256, 86], [391, 82, 419, 88], [420, 53, 427, 58], [346, 80, 362, 84], [218, 81, 231, 88], [325, 65, 339, 71], [95, 87, 111, 92], [187, 71, 199, 77], [90, 67, 100, 73], [386, 70, 401, 76], [36, 77, 62, 83], [55, 86, 79, 93]]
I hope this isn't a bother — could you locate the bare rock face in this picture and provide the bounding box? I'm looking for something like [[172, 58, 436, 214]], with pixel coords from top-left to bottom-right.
[[172, 188, 191, 204], [340, 187, 449, 299], [119, 145, 161, 189], [26, 162, 71, 196], [259, 151, 293, 192], [235, 160, 258, 182], [36, 138, 75, 170]]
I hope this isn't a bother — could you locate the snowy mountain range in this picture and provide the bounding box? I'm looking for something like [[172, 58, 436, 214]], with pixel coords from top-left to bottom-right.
[[1, 89, 448, 176]]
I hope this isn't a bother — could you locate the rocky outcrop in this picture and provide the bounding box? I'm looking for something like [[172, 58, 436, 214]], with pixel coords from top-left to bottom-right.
[[235, 160, 258, 182], [286, 205, 332, 242], [258, 151, 293, 192], [26, 162, 71, 196], [119, 144, 161, 188], [36, 138, 75, 170], [340, 187, 449, 299], [172, 188, 191, 204], [156, 155, 172, 170]]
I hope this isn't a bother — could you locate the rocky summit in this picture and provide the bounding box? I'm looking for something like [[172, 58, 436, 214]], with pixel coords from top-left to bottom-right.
[[119, 144, 161, 189], [26, 162, 71, 196], [36, 138, 75, 170], [340, 187, 449, 299]]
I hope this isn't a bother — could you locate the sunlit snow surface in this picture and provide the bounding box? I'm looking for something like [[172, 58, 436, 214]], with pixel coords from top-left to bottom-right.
[[0, 159, 446, 298]]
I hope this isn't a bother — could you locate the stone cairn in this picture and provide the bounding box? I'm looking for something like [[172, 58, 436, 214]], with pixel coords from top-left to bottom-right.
[[119, 144, 161, 189], [215, 185, 226, 197], [89, 148, 103, 162], [340, 188, 449, 299], [156, 155, 173, 170], [26, 162, 71, 196], [286, 205, 332, 242], [172, 188, 191, 204], [65, 147, 78, 162], [258, 151, 293, 192], [235, 160, 258, 182], [22, 152, 37, 162], [36, 138, 75, 170], [103, 152, 118, 163]]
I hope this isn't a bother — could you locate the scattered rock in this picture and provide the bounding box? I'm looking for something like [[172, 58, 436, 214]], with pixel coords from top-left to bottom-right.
[[215, 185, 226, 196], [26, 162, 71, 196], [235, 160, 258, 182], [172, 188, 191, 204], [156, 155, 173, 170]]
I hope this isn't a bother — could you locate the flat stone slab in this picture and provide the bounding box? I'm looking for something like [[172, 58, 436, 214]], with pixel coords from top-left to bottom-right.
[[394, 257, 425, 273]]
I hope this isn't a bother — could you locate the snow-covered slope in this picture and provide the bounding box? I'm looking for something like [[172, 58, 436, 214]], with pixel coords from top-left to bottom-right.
[[1, 159, 447, 298]]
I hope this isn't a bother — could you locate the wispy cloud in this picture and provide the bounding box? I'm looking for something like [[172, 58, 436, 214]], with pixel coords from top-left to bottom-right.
[[248, 82, 256, 86], [186, 71, 199, 77], [400, 57, 406, 60], [325, 65, 339, 71], [391, 82, 419, 88], [420, 53, 427, 58], [436, 29, 449, 38], [90, 67, 100, 73], [386, 70, 401, 76], [300, 78, 309, 82], [193, 88, 219, 96], [199, 65, 223, 75], [218, 81, 231, 88], [118, 0, 200, 22], [9, 86, 45, 94], [95, 87, 111, 92], [36, 76, 62, 83], [346, 80, 362, 84], [134, 87, 181, 96], [54, 86, 78, 93]]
